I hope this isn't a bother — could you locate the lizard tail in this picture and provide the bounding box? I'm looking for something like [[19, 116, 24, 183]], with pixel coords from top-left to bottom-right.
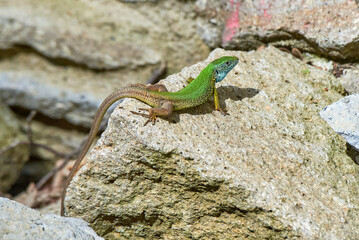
[[60, 88, 134, 216]]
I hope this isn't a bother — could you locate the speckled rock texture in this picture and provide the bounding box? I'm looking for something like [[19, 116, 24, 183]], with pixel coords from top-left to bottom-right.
[[0, 103, 29, 192], [64, 47, 359, 239], [0, 197, 103, 240], [320, 94, 359, 151], [197, 0, 359, 60], [0, 0, 209, 127], [295, 53, 358, 95], [339, 65, 359, 94]]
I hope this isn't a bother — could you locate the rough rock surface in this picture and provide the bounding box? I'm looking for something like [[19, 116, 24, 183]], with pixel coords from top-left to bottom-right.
[[19, 119, 88, 181], [0, 103, 29, 192], [196, 0, 359, 60], [64, 47, 359, 239], [0, 1, 154, 70], [0, 74, 106, 127], [0, 0, 209, 127], [0, 197, 103, 240], [339, 65, 359, 94], [297, 53, 358, 95], [320, 94, 359, 151]]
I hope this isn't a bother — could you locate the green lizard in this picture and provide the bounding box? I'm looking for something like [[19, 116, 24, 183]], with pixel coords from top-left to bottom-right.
[[60, 56, 239, 216]]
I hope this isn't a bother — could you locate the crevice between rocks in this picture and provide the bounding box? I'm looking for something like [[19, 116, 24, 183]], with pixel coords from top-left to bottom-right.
[[267, 28, 359, 63]]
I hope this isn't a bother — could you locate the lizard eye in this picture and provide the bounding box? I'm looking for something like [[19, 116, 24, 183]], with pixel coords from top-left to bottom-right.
[[215, 70, 219, 75]]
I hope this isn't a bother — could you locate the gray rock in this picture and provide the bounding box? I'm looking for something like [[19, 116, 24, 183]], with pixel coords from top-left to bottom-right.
[[0, 5, 160, 70], [0, 197, 103, 240], [197, 0, 359, 60], [320, 94, 359, 151], [0, 74, 106, 127], [0, 103, 29, 192], [64, 47, 359, 239]]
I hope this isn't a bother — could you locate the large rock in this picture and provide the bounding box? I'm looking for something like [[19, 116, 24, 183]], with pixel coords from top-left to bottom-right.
[[0, 74, 106, 127], [0, 1, 159, 70], [197, 0, 359, 60], [0, 103, 29, 192], [0, 197, 103, 240], [64, 47, 359, 239]]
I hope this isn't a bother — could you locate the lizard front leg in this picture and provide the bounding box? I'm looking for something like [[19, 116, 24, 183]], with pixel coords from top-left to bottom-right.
[[131, 100, 173, 126], [213, 87, 228, 115]]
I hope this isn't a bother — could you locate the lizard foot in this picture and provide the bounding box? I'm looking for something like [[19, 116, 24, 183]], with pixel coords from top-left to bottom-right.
[[216, 107, 229, 116], [130, 108, 158, 126]]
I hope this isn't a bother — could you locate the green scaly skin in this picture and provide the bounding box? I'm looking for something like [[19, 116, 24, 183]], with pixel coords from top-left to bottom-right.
[[60, 56, 239, 216]]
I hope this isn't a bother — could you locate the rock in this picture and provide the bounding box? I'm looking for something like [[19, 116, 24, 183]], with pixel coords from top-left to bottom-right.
[[64, 47, 359, 239], [0, 0, 209, 127], [0, 1, 160, 70], [0, 197, 103, 240], [301, 53, 334, 72], [17, 119, 88, 183], [28, 119, 87, 162], [320, 94, 359, 151], [0, 103, 29, 192], [0, 74, 106, 128], [339, 66, 359, 94], [196, 0, 359, 61], [300, 53, 359, 95], [0, 49, 146, 127]]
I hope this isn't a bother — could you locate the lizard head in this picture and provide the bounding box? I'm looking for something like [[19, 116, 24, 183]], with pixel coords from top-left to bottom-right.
[[211, 56, 239, 83]]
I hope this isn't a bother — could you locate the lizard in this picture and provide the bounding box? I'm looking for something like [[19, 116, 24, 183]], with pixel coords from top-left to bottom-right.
[[60, 56, 239, 216]]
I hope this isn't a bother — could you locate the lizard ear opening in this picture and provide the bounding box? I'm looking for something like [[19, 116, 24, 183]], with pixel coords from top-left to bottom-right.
[[214, 70, 222, 83]]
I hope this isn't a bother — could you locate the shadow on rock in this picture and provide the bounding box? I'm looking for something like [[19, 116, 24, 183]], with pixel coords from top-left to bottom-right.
[[346, 143, 359, 165], [166, 86, 260, 123]]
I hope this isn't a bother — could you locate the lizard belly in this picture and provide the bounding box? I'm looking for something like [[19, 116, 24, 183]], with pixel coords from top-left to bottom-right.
[[171, 88, 213, 111]]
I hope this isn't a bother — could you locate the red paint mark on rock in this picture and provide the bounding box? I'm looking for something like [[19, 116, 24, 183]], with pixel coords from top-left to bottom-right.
[[222, 0, 240, 45], [263, 9, 272, 21], [260, 0, 272, 21]]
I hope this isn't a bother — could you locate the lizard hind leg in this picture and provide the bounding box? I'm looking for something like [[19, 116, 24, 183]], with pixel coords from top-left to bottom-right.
[[130, 100, 173, 126], [130, 109, 156, 126], [145, 84, 168, 92]]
